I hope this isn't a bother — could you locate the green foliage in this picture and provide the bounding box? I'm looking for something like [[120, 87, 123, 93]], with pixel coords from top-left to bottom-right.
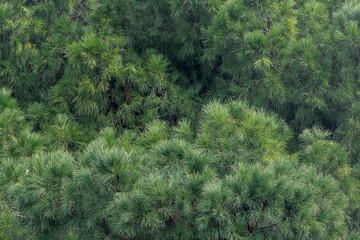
[[300, 127, 349, 178], [0, 101, 354, 239], [46, 114, 86, 151], [1, 0, 360, 238], [197, 101, 291, 175], [203, 0, 297, 105], [0, 196, 20, 240], [197, 160, 347, 239]]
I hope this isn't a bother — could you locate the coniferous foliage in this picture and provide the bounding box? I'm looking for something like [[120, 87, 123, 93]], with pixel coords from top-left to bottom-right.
[[1, 0, 360, 239], [0, 100, 353, 239]]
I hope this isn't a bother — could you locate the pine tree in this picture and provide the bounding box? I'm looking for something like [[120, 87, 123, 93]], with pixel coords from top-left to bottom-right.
[[0, 101, 353, 239], [0, 0, 360, 238]]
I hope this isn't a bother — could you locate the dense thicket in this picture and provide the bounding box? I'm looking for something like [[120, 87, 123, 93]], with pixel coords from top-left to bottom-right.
[[1, 0, 360, 239]]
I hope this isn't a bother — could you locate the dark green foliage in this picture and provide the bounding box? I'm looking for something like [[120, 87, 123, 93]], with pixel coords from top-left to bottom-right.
[[0, 195, 20, 240], [1, 0, 360, 239]]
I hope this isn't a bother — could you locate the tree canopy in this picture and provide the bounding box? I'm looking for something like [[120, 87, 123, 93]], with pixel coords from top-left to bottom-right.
[[0, 0, 360, 239]]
